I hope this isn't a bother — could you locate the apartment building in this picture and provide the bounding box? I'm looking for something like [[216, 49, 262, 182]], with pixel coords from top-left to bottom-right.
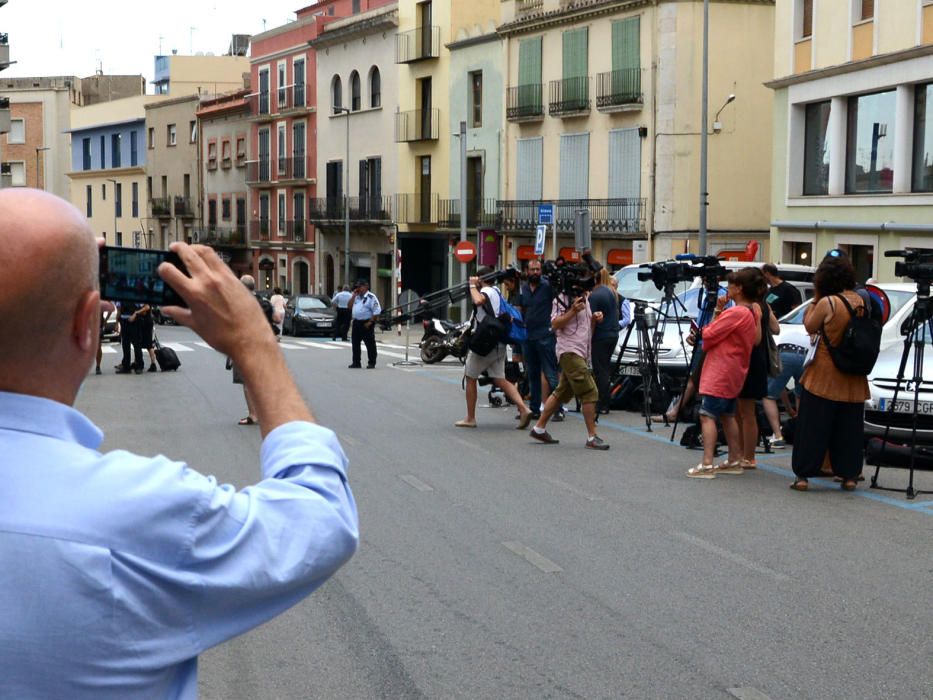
[[0, 4, 12, 188], [767, 0, 933, 282], [197, 88, 252, 276], [152, 52, 249, 96], [309, 2, 398, 302], [499, 0, 776, 267]]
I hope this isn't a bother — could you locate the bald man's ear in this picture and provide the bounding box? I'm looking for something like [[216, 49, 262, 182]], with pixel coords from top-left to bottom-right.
[[73, 290, 100, 353]]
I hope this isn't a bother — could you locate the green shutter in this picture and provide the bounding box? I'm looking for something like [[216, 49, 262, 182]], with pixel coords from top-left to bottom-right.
[[518, 36, 542, 113], [562, 28, 588, 109], [611, 17, 640, 101]]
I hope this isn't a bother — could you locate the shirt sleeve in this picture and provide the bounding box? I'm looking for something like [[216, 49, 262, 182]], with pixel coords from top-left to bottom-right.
[[370, 295, 382, 316], [619, 299, 632, 329]]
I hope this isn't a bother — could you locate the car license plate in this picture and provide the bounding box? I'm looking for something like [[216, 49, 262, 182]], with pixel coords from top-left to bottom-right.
[[317, 321, 333, 327], [620, 364, 640, 376], [879, 398, 933, 414]]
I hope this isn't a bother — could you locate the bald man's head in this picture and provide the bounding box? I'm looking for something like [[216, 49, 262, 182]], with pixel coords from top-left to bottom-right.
[[0, 189, 98, 371]]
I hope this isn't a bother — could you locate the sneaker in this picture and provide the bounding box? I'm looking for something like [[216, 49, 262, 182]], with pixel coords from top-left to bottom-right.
[[530, 429, 559, 445], [348, 364, 362, 369], [768, 436, 787, 449], [585, 435, 609, 451], [552, 410, 565, 423], [686, 463, 717, 479], [714, 461, 744, 475], [148, 364, 158, 373], [95, 367, 102, 375]]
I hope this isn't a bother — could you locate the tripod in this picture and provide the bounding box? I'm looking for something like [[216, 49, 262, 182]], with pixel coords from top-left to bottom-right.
[[868, 279, 933, 499]]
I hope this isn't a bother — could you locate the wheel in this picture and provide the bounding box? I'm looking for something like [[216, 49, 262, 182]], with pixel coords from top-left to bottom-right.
[[420, 336, 447, 364], [489, 392, 503, 407]]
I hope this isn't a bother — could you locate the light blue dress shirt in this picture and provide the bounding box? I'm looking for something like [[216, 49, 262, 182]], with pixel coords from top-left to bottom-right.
[[351, 291, 382, 321], [332, 290, 352, 309], [0, 391, 358, 699]]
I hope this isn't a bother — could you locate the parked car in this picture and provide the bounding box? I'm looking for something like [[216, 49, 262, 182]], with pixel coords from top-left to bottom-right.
[[101, 311, 120, 342], [282, 295, 337, 337], [152, 306, 177, 326]]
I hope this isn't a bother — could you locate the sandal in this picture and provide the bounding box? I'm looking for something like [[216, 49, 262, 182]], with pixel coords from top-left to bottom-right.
[[238, 416, 256, 426], [686, 463, 717, 479], [840, 479, 857, 491], [739, 459, 757, 470], [789, 479, 809, 492], [454, 419, 477, 428]]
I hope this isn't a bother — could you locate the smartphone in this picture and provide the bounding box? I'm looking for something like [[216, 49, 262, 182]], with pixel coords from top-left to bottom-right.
[[99, 246, 188, 307]]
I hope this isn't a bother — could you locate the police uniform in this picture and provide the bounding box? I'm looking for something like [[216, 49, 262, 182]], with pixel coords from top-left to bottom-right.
[[349, 282, 381, 368]]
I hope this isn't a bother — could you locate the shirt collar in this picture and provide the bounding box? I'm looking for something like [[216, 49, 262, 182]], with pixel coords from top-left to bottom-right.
[[0, 391, 103, 450]]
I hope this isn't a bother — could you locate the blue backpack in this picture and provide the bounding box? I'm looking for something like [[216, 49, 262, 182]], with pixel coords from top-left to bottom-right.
[[498, 293, 527, 343]]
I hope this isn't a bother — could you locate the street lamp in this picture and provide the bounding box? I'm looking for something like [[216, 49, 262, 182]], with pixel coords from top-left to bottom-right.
[[35, 146, 50, 189], [334, 105, 351, 289], [453, 121, 468, 321], [106, 178, 118, 245]]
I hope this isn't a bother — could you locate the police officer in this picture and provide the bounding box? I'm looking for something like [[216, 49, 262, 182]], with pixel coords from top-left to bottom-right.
[[331, 285, 352, 341], [348, 279, 381, 369]]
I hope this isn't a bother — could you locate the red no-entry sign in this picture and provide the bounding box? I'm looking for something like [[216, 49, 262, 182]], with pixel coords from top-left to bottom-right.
[[454, 240, 477, 263]]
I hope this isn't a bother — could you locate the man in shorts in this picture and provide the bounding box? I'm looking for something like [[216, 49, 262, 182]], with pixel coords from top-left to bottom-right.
[[456, 272, 533, 429], [529, 288, 610, 450]]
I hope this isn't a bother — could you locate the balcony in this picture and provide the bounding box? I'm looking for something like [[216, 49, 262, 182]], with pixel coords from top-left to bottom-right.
[[274, 155, 310, 182], [498, 199, 646, 235], [517, 0, 544, 12], [395, 193, 438, 225], [250, 219, 271, 242], [248, 92, 272, 118], [596, 69, 644, 112], [200, 225, 248, 247], [150, 198, 172, 218], [395, 109, 439, 142], [245, 159, 272, 185], [437, 199, 500, 229], [549, 77, 591, 117], [308, 196, 393, 223], [396, 26, 439, 63], [174, 196, 196, 218], [276, 84, 311, 113], [0, 97, 9, 133], [506, 85, 544, 122], [283, 220, 311, 243]]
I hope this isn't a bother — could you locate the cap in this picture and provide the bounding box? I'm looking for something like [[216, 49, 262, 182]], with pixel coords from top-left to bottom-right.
[[355, 278, 369, 288]]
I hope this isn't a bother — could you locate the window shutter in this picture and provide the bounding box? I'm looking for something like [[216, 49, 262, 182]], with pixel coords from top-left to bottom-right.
[[609, 129, 641, 199], [559, 133, 589, 201], [861, 0, 873, 20], [562, 27, 588, 78], [518, 37, 543, 111], [612, 17, 640, 72], [516, 137, 543, 200]]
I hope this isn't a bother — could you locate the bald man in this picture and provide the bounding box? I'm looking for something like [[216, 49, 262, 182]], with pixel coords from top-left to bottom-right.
[[0, 189, 358, 698]]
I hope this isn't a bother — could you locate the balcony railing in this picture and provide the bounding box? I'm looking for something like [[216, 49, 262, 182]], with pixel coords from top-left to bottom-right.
[[396, 26, 440, 63], [506, 85, 544, 122], [250, 219, 271, 241], [498, 198, 647, 234], [245, 160, 272, 184], [517, 0, 544, 12], [174, 196, 195, 218], [247, 84, 310, 117], [275, 155, 309, 181], [150, 198, 172, 217], [283, 220, 311, 243], [308, 196, 393, 223], [395, 193, 438, 225], [200, 225, 247, 247], [549, 77, 591, 116], [395, 109, 439, 142], [437, 198, 500, 229], [596, 69, 644, 110]]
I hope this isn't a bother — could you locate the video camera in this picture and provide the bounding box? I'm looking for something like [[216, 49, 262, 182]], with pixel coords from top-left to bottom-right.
[[636, 254, 727, 293], [677, 254, 728, 291], [886, 248, 933, 282], [543, 250, 603, 299]]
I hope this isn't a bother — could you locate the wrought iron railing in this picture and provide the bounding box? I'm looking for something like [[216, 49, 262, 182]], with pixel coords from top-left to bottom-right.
[[437, 198, 500, 229], [283, 220, 310, 243], [596, 69, 644, 109], [549, 77, 591, 116], [250, 219, 271, 241], [497, 198, 647, 234], [395, 109, 439, 142], [396, 26, 440, 63], [517, 0, 544, 12], [275, 156, 309, 181], [200, 226, 248, 246], [245, 160, 272, 184], [308, 196, 393, 222], [150, 198, 172, 217], [174, 196, 195, 217], [506, 85, 544, 121], [395, 193, 438, 224]]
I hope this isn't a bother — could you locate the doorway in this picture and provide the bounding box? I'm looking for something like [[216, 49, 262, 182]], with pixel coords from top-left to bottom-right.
[[467, 155, 483, 226], [419, 77, 432, 139], [419, 156, 432, 223], [325, 253, 335, 295], [294, 259, 310, 294]]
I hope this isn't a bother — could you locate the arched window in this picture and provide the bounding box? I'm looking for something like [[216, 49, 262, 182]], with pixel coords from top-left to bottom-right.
[[331, 75, 343, 114], [369, 66, 381, 109], [350, 70, 361, 111]]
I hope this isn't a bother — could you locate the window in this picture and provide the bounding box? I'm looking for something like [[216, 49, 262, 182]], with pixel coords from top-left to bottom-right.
[[222, 197, 231, 220], [470, 71, 483, 127], [277, 123, 287, 175], [168, 124, 177, 147], [130, 131, 138, 166], [208, 199, 217, 227], [147, 176, 152, 200], [610, 17, 641, 99], [101, 183, 106, 201], [82, 138, 92, 170], [858, 0, 874, 21], [236, 136, 246, 166], [100, 135, 106, 166], [562, 27, 589, 108], [258, 129, 271, 181], [845, 90, 895, 194], [294, 58, 306, 107], [803, 101, 831, 195], [292, 121, 306, 179], [369, 66, 381, 108], [278, 63, 287, 110], [518, 36, 543, 112], [116, 232, 122, 246], [111, 133, 122, 168], [8, 118, 24, 144], [350, 70, 361, 111], [86, 184, 92, 217], [189, 121, 197, 143], [326, 160, 343, 216], [277, 192, 286, 231], [332, 75, 343, 114], [259, 68, 271, 114], [799, 0, 813, 39], [560, 132, 590, 202], [207, 142, 217, 170], [352, 0, 360, 12], [161, 175, 167, 199], [359, 157, 382, 215], [6, 161, 25, 186], [516, 137, 544, 201], [608, 128, 641, 199], [222, 140, 232, 168], [131, 182, 139, 217], [115, 183, 122, 217], [148, 127, 154, 149], [913, 83, 933, 192]]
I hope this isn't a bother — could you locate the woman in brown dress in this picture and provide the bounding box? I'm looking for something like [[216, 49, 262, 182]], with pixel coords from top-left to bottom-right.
[[790, 254, 870, 491]]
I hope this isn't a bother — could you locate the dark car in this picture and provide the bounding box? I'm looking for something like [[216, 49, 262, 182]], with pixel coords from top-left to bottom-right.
[[282, 295, 337, 337]]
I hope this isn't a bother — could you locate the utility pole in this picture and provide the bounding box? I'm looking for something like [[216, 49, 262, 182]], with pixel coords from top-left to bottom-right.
[[698, 0, 710, 256], [459, 120, 467, 321]]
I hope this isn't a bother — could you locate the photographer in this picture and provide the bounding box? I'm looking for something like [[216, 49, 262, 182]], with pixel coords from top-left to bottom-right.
[[456, 270, 533, 429], [0, 189, 357, 697], [529, 283, 610, 450], [518, 259, 562, 420]]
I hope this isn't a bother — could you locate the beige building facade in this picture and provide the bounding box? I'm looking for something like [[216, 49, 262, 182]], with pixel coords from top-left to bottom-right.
[[768, 0, 933, 282]]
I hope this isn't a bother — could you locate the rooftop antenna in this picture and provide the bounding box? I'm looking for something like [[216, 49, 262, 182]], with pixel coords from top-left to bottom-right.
[[189, 27, 197, 55], [158, 35, 164, 55], [262, 19, 267, 31]]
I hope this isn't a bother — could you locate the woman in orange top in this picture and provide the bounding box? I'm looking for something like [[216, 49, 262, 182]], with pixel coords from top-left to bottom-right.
[[790, 254, 870, 491]]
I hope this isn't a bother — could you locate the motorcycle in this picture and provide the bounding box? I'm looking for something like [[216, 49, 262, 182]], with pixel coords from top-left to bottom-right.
[[420, 318, 470, 364]]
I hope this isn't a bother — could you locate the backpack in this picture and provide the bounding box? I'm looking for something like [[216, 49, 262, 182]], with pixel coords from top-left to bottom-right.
[[820, 292, 881, 376], [254, 293, 280, 335], [468, 290, 509, 356], [499, 296, 527, 343]]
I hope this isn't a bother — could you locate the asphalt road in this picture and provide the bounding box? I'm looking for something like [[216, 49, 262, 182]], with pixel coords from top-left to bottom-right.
[[77, 326, 933, 700]]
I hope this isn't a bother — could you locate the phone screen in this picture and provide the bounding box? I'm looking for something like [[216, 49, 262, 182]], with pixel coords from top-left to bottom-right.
[[99, 246, 188, 307]]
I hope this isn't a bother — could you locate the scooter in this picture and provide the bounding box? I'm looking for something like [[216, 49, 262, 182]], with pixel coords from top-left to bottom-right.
[[420, 318, 470, 364]]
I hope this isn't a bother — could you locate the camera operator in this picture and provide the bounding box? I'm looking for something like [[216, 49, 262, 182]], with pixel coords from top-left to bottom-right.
[[529, 282, 610, 450], [0, 189, 357, 697], [456, 270, 533, 429], [518, 259, 563, 420], [589, 268, 620, 414]]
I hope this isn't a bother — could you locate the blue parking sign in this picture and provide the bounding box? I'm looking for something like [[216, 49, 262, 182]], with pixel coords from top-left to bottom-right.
[[537, 203, 554, 225], [534, 225, 547, 256]]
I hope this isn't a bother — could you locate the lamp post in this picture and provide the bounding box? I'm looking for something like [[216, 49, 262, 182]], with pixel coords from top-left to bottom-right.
[[106, 178, 118, 245], [334, 105, 351, 289], [453, 120, 467, 321], [35, 146, 50, 189]]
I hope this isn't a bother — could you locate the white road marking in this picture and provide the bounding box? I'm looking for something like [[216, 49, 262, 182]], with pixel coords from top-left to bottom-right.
[[502, 541, 563, 573], [161, 342, 194, 352], [293, 340, 341, 350], [194, 342, 217, 351], [100, 346, 118, 354], [399, 474, 434, 492], [540, 475, 604, 502], [727, 688, 774, 700], [277, 342, 306, 350], [673, 531, 790, 582]]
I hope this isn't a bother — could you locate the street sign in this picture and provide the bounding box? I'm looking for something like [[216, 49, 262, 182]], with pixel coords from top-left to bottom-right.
[[453, 240, 477, 263], [534, 225, 547, 256], [537, 203, 554, 225]]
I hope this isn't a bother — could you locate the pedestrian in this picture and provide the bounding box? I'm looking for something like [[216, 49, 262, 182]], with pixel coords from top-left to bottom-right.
[[456, 271, 533, 429], [332, 285, 352, 341], [95, 307, 115, 375], [789, 254, 868, 492], [518, 259, 563, 421], [0, 188, 358, 698], [685, 268, 761, 478], [528, 285, 610, 450], [115, 301, 144, 374], [269, 286, 287, 337], [589, 268, 620, 414], [762, 342, 806, 448], [762, 263, 802, 318], [137, 303, 159, 372], [348, 279, 381, 369], [230, 274, 276, 425]]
